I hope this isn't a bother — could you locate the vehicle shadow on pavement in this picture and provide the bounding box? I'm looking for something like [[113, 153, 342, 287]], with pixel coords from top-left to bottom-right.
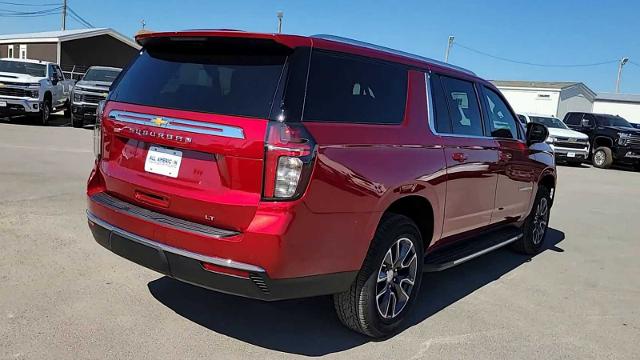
[[147, 228, 565, 356], [0, 114, 69, 127]]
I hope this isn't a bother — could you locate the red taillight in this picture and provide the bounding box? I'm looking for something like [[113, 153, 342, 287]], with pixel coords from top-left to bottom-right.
[[263, 121, 317, 200]]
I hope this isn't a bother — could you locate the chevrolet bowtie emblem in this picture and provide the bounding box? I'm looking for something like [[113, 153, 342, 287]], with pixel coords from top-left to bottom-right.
[[150, 117, 169, 127]]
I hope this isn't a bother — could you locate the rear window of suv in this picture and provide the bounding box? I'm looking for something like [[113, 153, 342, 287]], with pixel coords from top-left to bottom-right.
[[303, 51, 407, 124], [109, 46, 286, 119]]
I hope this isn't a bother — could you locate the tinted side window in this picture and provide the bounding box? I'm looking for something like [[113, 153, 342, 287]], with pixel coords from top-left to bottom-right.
[[55, 66, 64, 80], [517, 114, 527, 124], [303, 51, 407, 124], [584, 114, 596, 126], [440, 76, 484, 136], [482, 87, 519, 139], [430, 73, 452, 133], [564, 112, 582, 125]]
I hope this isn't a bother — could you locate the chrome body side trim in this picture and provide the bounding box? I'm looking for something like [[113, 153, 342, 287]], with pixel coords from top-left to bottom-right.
[[313, 34, 476, 76], [108, 110, 245, 139], [87, 211, 265, 273], [451, 234, 522, 266]]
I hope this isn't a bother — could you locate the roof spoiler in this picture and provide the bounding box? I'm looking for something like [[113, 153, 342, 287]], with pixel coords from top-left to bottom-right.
[[134, 30, 309, 49]]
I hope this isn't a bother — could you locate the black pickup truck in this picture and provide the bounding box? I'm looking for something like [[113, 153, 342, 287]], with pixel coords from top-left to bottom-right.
[[563, 112, 640, 170]]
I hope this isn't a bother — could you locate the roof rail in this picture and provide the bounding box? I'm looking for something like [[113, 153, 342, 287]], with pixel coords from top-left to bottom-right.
[[180, 29, 246, 32], [312, 34, 476, 76]]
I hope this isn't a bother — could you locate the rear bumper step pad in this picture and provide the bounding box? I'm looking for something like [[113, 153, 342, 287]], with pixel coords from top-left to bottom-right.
[[91, 192, 239, 238]]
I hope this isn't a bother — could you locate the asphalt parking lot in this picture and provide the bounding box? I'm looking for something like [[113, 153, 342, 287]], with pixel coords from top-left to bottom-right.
[[1, 119, 639, 360]]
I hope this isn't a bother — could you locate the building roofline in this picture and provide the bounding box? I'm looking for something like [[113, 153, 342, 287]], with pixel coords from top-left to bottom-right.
[[0, 57, 52, 65], [0, 28, 140, 50], [495, 85, 563, 92], [493, 80, 597, 100], [594, 92, 640, 104]]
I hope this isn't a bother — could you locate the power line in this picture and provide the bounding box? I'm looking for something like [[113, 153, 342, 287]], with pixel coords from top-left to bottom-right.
[[0, 1, 61, 6], [453, 42, 619, 68], [0, 12, 58, 17], [0, 3, 95, 28], [67, 6, 93, 27], [68, 12, 90, 27], [0, 6, 62, 16]]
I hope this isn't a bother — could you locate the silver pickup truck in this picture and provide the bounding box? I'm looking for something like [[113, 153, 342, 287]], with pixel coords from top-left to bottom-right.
[[71, 66, 121, 127], [0, 58, 74, 125]]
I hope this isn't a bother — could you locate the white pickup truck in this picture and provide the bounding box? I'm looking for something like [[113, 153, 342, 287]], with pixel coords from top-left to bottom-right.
[[0, 58, 74, 125]]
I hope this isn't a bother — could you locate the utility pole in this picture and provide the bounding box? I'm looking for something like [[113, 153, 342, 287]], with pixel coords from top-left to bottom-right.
[[276, 11, 283, 33], [615, 57, 629, 93], [61, 0, 67, 30], [444, 35, 454, 63]]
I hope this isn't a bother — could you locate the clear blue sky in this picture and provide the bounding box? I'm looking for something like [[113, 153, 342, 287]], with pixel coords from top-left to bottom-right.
[[2, 0, 640, 93]]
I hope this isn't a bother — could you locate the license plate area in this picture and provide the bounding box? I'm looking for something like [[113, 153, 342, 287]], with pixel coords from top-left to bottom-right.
[[0, 101, 6, 107], [567, 152, 576, 158], [145, 146, 182, 178]]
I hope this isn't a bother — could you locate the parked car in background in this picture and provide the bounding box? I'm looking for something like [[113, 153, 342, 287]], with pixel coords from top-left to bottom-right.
[[71, 66, 121, 127], [564, 112, 640, 170], [631, 123, 640, 130], [0, 58, 73, 125], [518, 113, 589, 165], [87, 30, 557, 337]]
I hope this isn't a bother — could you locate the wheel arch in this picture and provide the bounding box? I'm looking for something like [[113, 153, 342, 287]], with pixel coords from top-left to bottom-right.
[[593, 136, 613, 149], [383, 195, 435, 251], [538, 169, 556, 205]]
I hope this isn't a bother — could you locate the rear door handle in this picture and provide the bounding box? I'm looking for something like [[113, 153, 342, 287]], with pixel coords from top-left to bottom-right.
[[452, 152, 467, 162]]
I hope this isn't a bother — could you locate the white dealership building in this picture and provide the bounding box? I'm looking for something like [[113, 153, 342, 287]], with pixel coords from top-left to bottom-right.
[[492, 80, 640, 124]]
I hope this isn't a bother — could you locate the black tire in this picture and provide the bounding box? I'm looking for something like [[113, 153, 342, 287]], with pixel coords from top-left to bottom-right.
[[512, 186, 551, 255], [71, 113, 83, 128], [333, 213, 424, 338], [40, 98, 51, 126], [592, 147, 613, 169], [63, 100, 71, 118]]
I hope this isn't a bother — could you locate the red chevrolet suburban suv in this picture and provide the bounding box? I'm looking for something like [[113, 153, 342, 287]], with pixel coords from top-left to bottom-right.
[[87, 30, 556, 337]]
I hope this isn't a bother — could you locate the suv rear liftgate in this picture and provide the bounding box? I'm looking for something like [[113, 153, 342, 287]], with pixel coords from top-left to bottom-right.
[[87, 34, 352, 299]]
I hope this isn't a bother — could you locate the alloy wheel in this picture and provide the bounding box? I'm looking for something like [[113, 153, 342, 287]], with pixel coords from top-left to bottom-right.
[[375, 237, 418, 319], [532, 197, 549, 245], [593, 151, 605, 166]]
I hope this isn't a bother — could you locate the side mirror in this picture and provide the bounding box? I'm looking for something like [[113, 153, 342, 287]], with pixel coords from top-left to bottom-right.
[[526, 122, 549, 145], [581, 119, 592, 128]]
